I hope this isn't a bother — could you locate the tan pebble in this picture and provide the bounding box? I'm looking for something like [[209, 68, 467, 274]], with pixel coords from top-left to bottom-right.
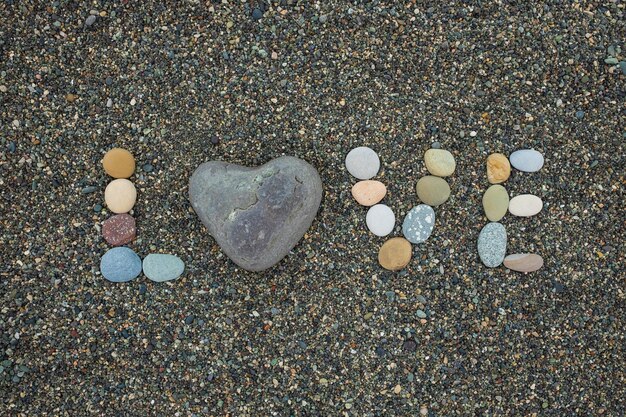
[[424, 149, 456, 177], [487, 153, 511, 184], [105, 179, 137, 213], [103, 148, 136, 178], [416, 176, 450, 206], [482, 185, 509, 221], [504, 253, 544, 272], [508, 194, 543, 217], [378, 237, 412, 271], [351, 180, 387, 206]]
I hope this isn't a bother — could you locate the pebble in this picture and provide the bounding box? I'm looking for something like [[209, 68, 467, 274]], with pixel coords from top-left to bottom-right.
[[416, 310, 427, 319], [620, 61, 626, 75], [93, 204, 102, 212], [81, 185, 98, 194], [102, 214, 136, 246], [143, 163, 153, 173], [143, 254, 185, 282], [102, 148, 136, 178], [85, 15, 96, 26], [477, 222, 507, 268], [252, 8, 263, 20], [365, 204, 395, 237], [482, 185, 509, 222], [415, 176, 451, 206], [509, 149, 544, 172], [431, 141, 441, 149], [504, 253, 544, 272], [104, 179, 137, 214], [424, 149, 456, 177], [7, 141, 16, 153], [378, 237, 412, 271], [402, 204, 435, 243], [351, 180, 387, 206], [345, 147, 380, 180], [100, 247, 142, 282], [486, 153, 511, 184], [508, 194, 543, 217]]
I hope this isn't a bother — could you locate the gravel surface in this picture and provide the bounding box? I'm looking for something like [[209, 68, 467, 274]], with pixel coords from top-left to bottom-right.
[[1, 1, 624, 415]]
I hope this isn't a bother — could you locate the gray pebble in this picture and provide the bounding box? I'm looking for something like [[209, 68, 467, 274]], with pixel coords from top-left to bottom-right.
[[100, 247, 142, 282], [477, 222, 507, 268], [7, 141, 16, 153], [93, 204, 102, 212], [416, 310, 427, 319], [576, 110, 585, 119], [252, 8, 263, 20], [85, 15, 97, 27], [143, 163, 153, 173], [184, 315, 194, 325], [81, 186, 98, 194], [431, 141, 441, 149], [319, 15, 328, 23]]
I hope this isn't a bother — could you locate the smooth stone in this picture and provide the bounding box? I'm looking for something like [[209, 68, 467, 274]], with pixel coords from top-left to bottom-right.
[[415, 176, 450, 206], [143, 254, 185, 282], [402, 204, 435, 243], [477, 222, 507, 268], [486, 153, 511, 184], [102, 214, 136, 246], [189, 156, 322, 272], [482, 185, 509, 222], [100, 247, 142, 282], [104, 179, 137, 213], [365, 204, 395, 237], [103, 148, 136, 178], [509, 149, 544, 172], [345, 147, 380, 180], [378, 237, 412, 271], [504, 253, 544, 272], [351, 180, 386, 206], [424, 149, 455, 177], [508, 194, 543, 217]]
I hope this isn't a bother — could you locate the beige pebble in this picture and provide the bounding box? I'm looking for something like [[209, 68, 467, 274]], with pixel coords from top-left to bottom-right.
[[504, 253, 544, 272], [486, 153, 511, 184], [482, 185, 509, 222], [105, 179, 137, 213], [509, 194, 543, 217], [378, 237, 412, 271], [416, 176, 450, 206], [351, 180, 387, 206], [424, 149, 456, 177]]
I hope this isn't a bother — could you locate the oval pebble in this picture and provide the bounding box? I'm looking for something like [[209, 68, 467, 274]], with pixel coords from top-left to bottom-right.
[[486, 153, 511, 184], [102, 214, 136, 246], [100, 247, 142, 282], [477, 222, 507, 268], [504, 253, 544, 272], [366, 204, 395, 237], [345, 147, 380, 180], [508, 194, 543, 217], [378, 237, 412, 271], [482, 185, 509, 222], [103, 148, 136, 178], [402, 204, 435, 243], [351, 180, 387, 206], [424, 149, 456, 177], [104, 179, 137, 213], [143, 254, 185, 282], [510, 149, 544, 172], [416, 176, 450, 206]]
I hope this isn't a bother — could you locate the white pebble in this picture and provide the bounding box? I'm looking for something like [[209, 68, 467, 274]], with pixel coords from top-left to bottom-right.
[[365, 204, 395, 237], [345, 146, 380, 180]]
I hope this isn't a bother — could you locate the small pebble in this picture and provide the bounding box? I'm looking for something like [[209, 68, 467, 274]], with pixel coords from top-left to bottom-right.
[[7, 141, 16, 153], [509, 149, 544, 172], [85, 15, 96, 26], [143, 254, 185, 282], [508, 194, 543, 217], [184, 315, 194, 325], [143, 163, 153, 173], [81, 185, 98, 194], [252, 8, 263, 20], [424, 149, 456, 177], [104, 179, 137, 214], [416, 176, 451, 206], [365, 204, 395, 237], [93, 204, 102, 212], [431, 141, 441, 149], [575, 110, 585, 119], [345, 146, 380, 180], [504, 254, 544, 273], [351, 180, 387, 206]]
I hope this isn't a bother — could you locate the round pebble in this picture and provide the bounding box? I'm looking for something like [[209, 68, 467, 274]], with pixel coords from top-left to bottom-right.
[[143, 254, 185, 282], [486, 153, 511, 184], [378, 237, 412, 271], [402, 204, 435, 243], [365, 204, 395, 237], [102, 214, 136, 246], [509, 149, 544, 172], [482, 185, 509, 222], [509, 194, 543, 217], [504, 253, 544, 273], [100, 247, 142, 282], [416, 176, 451, 206], [351, 180, 387, 206], [104, 179, 137, 213], [424, 149, 456, 177], [345, 147, 380, 180], [102, 148, 136, 178], [477, 222, 507, 268]]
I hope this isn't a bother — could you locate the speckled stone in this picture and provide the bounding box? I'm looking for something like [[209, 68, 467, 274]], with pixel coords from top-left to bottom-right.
[[486, 153, 511, 184], [504, 253, 544, 272], [365, 204, 395, 237], [482, 185, 509, 222], [102, 214, 136, 246], [102, 148, 136, 179], [100, 247, 142, 282], [510, 149, 544, 172], [477, 222, 507, 268], [143, 254, 185, 282], [189, 156, 322, 272], [509, 194, 543, 217], [351, 180, 386, 206], [104, 179, 137, 214], [424, 149, 456, 177], [402, 205, 435, 243], [416, 176, 450, 206], [378, 237, 412, 271], [345, 146, 380, 180]]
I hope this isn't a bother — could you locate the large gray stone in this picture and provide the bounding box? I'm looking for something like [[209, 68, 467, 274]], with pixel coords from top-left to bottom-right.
[[189, 156, 322, 272]]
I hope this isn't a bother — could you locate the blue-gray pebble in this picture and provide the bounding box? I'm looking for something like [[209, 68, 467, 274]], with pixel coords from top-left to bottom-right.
[[509, 149, 544, 172], [142, 254, 184, 282], [402, 205, 435, 243], [100, 247, 142, 282], [477, 222, 507, 268]]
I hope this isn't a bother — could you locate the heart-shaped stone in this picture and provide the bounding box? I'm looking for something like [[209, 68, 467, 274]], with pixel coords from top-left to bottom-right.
[[189, 156, 322, 272]]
